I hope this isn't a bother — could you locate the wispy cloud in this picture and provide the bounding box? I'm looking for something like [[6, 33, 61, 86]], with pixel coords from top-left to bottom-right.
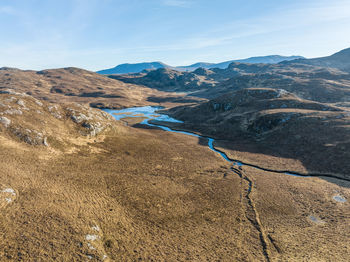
[[0, 6, 15, 15], [1, 0, 350, 70], [162, 0, 192, 8]]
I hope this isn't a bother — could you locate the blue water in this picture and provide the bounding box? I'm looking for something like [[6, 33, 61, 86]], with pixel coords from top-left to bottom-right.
[[103, 106, 240, 163], [103, 106, 307, 177], [103, 106, 242, 163], [104, 106, 183, 123], [284, 172, 307, 177]]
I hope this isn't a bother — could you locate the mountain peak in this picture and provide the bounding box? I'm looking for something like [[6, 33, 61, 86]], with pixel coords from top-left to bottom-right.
[[331, 47, 350, 58], [97, 62, 170, 75], [282, 47, 350, 71], [97, 55, 305, 75]]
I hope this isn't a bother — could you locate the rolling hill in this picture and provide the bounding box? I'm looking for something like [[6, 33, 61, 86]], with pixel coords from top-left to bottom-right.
[[283, 47, 350, 72], [97, 55, 304, 74], [164, 87, 350, 177], [1, 49, 350, 261], [0, 67, 199, 109], [110, 59, 350, 104]]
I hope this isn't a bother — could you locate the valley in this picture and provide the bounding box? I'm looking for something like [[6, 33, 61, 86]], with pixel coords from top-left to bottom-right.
[[0, 47, 350, 261]]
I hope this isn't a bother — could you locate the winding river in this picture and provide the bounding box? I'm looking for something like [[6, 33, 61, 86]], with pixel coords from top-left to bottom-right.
[[103, 106, 350, 183], [104, 106, 243, 165]]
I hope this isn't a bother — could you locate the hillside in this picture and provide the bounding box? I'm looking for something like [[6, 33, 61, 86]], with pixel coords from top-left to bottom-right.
[[283, 47, 350, 72], [1, 89, 349, 261], [0, 67, 200, 109], [201, 63, 350, 103], [111, 61, 350, 103], [109, 68, 217, 92], [1, 49, 350, 261], [202, 55, 303, 70], [165, 88, 350, 177]]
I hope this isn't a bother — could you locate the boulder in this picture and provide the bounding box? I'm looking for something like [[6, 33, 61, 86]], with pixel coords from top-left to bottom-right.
[[0, 117, 11, 128]]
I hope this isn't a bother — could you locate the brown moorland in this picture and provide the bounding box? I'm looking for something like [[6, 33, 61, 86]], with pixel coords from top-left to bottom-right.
[[165, 88, 350, 179], [0, 67, 203, 110], [0, 92, 349, 261], [0, 61, 349, 262]]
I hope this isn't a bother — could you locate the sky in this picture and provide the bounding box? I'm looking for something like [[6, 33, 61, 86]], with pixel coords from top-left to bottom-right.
[[1, 0, 350, 71]]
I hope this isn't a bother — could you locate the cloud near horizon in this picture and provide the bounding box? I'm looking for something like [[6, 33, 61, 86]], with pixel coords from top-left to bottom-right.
[[162, 0, 192, 7], [0, 0, 349, 70]]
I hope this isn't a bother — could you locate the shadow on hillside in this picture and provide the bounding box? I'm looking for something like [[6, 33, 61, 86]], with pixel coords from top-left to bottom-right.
[[133, 120, 350, 188], [201, 123, 350, 188], [147, 96, 202, 104]]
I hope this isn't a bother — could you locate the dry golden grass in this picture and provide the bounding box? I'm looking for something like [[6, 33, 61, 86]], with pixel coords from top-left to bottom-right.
[[242, 165, 350, 261], [0, 89, 349, 261], [0, 121, 250, 261], [166, 88, 350, 178], [0, 67, 204, 110]]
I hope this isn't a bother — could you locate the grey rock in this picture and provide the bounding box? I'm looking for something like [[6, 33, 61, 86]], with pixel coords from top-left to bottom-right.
[[17, 99, 26, 107], [3, 109, 23, 115], [43, 137, 49, 147], [0, 117, 11, 128], [34, 100, 43, 107]]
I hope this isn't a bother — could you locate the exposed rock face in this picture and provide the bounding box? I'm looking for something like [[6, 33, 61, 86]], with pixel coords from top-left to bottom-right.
[[11, 127, 48, 146], [0, 89, 29, 97], [48, 105, 62, 119], [82, 121, 104, 136], [66, 105, 113, 136], [247, 112, 298, 134], [0, 90, 116, 147], [211, 101, 232, 112], [0, 117, 11, 128], [2, 109, 23, 115]]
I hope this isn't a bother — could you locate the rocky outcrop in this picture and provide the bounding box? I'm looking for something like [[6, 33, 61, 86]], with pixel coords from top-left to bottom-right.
[[0, 90, 116, 147], [0, 117, 11, 128], [66, 105, 114, 137], [11, 127, 49, 146]]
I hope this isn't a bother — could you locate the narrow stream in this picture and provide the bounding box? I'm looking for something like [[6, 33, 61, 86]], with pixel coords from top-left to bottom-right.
[[104, 106, 347, 259], [104, 106, 242, 165], [103, 106, 350, 183]]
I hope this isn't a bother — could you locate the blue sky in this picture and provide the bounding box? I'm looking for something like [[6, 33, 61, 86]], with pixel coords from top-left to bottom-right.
[[1, 0, 350, 70]]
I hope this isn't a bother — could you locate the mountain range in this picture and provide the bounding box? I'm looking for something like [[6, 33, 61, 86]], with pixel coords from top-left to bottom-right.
[[282, 47, 350, 72], [97, 55, 304, 74], [108, 48, 350, 104]]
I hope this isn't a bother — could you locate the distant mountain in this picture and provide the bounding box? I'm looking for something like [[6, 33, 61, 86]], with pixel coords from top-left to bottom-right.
[[109, 67, 216, 92], [97, 55, 304, 74], [97, 62, 170, 74], [207, 55, 304, 70], [176, 62, 216, 72], [110, 57, 350, 103], [283, 47, 350, 72]]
